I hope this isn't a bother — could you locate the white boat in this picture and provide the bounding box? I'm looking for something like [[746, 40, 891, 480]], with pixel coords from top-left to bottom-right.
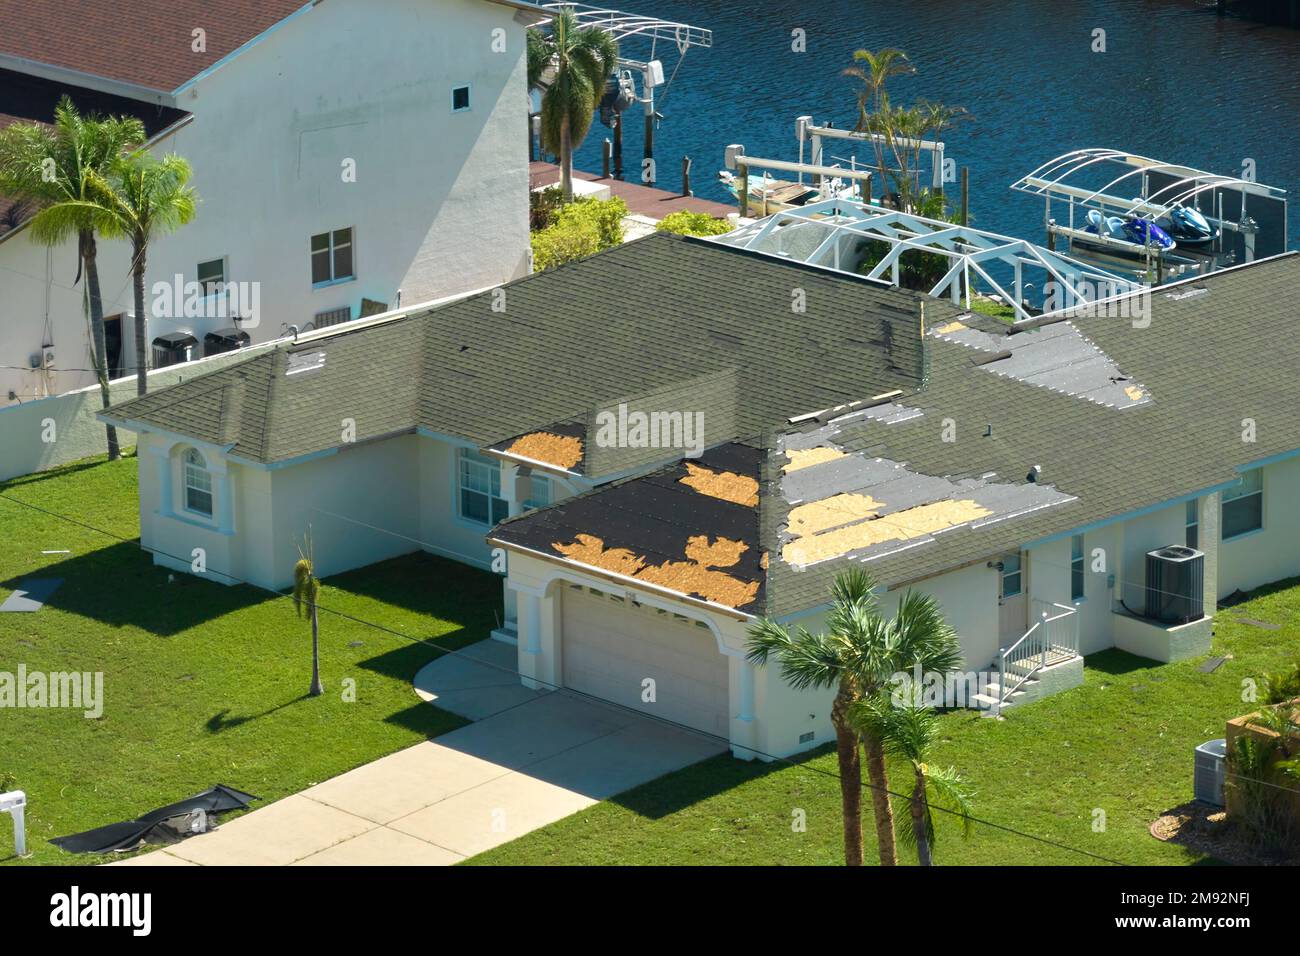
[[718, 169, 858, 214]]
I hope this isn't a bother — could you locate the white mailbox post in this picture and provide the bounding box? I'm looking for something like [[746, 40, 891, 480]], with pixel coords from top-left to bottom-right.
[[1, 790, 26, 857]]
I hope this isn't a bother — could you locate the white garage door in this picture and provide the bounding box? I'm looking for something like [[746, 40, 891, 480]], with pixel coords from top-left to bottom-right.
[[562, 585, 730, 738]]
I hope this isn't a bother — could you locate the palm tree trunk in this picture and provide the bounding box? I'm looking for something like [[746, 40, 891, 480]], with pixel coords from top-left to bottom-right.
[[862, 729, 899, 865], [81, 230, 119, 461], [831, 686, 864, 866], [132, 244, 148, 396], [911, 766, 933, 866], [560, 115, 573, 202], [309, 603, 323, 696]]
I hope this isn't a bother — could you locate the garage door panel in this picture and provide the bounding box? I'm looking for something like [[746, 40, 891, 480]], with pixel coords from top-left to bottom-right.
[[562, 587, 730, 738]]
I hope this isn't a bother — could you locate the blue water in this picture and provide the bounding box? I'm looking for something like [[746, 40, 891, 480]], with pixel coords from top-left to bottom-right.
[[572, 0, 1300, 249]]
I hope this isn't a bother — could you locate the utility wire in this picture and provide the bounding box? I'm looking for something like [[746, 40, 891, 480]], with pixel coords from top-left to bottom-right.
[[0, 489, 1164, 866]]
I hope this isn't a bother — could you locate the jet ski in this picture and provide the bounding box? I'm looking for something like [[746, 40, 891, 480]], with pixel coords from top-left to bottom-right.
[[1081, 209, 1176, 253], [1154, 203, 1218, 248]]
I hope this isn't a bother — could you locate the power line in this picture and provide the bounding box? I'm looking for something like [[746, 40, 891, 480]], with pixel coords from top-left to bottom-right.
[[0, 488, 1148, 865]]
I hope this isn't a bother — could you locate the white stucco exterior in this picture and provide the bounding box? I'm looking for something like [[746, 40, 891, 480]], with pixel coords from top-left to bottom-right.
[[1, 0, 533, 407]]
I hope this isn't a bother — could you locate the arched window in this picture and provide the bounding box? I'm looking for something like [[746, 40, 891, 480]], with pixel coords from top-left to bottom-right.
[[183, 448, 213, 517]]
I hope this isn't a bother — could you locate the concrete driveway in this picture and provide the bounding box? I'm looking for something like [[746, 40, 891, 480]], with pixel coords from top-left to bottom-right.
[[112, 640, 724, 866]]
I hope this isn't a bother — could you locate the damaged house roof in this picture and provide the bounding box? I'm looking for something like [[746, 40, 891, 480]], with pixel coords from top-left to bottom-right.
[[103, 234, 1300, 620]]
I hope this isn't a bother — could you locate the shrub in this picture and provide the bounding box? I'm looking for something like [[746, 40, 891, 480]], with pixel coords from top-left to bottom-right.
[[531, 196, 628, 271], [655, 210, 734, 237], [530, 186, 564, 231]]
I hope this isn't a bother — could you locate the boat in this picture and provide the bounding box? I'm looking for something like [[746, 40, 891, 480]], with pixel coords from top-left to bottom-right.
[[718, 169, 857, 214], [1154, 203, 1218, 248], [1076, 209, 1176, 256]]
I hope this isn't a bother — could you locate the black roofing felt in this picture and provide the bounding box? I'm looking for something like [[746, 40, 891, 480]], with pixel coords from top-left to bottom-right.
[[493, 443, 764, 612]]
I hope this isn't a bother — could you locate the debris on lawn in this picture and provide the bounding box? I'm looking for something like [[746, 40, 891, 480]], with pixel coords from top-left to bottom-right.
[[50, 784, 259, 854], [1150, 800, 1299, 865], [1198, 656, 1228, 673]]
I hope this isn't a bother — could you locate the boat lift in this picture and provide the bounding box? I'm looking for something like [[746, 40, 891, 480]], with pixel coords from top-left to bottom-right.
[[709, 197, 1141, 322], [531, 4, 712, 181], [1010, 149, 1288, 278], [796, 116, 947, 192], [723, 145, 876, 217]]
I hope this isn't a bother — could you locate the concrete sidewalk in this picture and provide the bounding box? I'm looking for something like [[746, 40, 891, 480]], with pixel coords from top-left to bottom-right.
[[113, 640, 723, 866]]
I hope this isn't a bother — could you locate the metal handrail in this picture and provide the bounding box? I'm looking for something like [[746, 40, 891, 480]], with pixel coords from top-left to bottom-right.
[[995, 603, 1078, 715]]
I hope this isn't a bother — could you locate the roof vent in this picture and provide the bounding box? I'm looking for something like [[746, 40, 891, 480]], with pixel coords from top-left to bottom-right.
[[1026, 464, 1042, 483]]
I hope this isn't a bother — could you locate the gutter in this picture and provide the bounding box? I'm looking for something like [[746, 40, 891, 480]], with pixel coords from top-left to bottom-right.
[[0, 53, 177, 107]]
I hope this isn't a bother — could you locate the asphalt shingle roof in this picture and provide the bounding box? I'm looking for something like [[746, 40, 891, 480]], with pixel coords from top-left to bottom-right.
[[106, 232, 952, 473]]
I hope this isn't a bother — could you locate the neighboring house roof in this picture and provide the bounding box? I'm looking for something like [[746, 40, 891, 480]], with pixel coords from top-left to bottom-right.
[[0, 0, 550, 97], [0, 68, 191, 238], [492, 252, 1300, 619], [0, 0, 312, 95], [102, 232, 952, 470]]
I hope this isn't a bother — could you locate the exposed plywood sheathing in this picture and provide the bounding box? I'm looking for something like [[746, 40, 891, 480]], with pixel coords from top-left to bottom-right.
[[680, 462, 759, 507], [507, 431, 584, 470], [934, 320, 967, 335], [1124, 385, 1144, 401], [783, 498, 993, 567], [552, 533, 759, 609], [783, 446, 848, 473], [787, 492, 885, 538]]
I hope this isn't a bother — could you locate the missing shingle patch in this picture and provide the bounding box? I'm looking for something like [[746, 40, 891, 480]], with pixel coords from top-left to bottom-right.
[[507, 431, 583, 470], [784, 446, 848, 473], [934, 320, 967, 335], [787, 492, 884, 537], [552, 533, 758, 609], [782, 499, 993, 567], [680, 462, 759, 507]]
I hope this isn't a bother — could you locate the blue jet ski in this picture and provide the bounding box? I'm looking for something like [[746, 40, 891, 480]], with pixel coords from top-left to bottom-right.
[[1083, 209, 1176, 253], [1154, 203, 1218, 248]]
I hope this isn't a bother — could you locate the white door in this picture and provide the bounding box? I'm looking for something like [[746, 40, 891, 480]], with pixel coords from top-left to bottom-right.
[[562, 585, 730, 737], [998, 551, 1028, 644]]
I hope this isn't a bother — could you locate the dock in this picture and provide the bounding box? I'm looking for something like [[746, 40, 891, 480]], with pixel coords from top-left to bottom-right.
[[529, 162, 735, 221]]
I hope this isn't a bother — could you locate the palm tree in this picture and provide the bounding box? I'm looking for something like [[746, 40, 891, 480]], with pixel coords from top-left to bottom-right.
[[843, 47, 914, 194], [292, 537, 325, 697], [0, 97, 144, 458], [747, 569, 962, 865], [527, 10, 619, 201], [851, 697, 974, 866], [97, 151, 197, 395]]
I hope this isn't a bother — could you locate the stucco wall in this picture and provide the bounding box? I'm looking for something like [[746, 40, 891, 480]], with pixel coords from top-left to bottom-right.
[[1114, 500, 1187, 614], [1025, 523, 1117, 656], [0, 0, 530, 409], [1218, 457, 1300, 597]]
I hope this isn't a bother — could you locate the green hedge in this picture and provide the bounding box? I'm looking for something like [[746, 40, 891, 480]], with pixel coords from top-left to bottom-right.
[[531, 196, 629, 271], [655, 210, 735, 237]]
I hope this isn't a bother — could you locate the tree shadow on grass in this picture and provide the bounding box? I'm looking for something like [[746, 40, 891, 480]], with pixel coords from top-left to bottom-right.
[[1, 541, 276, 637], [207, 696, 313, 733], [325, 551, 502, 636], [606, 744, 829, 821]]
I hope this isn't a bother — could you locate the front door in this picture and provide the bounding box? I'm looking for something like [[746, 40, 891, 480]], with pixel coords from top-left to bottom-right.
[[998, 551, 1028, 644]]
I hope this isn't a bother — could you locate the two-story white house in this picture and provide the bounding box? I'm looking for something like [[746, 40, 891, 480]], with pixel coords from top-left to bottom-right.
[[0, 0, 541, 405]]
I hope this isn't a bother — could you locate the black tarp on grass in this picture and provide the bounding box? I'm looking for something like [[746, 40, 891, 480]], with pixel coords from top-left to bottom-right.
[[50, 785, 259, 854]]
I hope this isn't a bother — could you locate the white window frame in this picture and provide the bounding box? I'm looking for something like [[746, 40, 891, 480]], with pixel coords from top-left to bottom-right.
[[1221, 469, 1263, 541], [182, 448, 214, 518], [197, 257, 226, 295], [310, 227, 355, 288], [1185, 498, 1199, 549], [1000, 551, 1023, 598], [451, 84, 471, 113], [456, 447, 507, 527]]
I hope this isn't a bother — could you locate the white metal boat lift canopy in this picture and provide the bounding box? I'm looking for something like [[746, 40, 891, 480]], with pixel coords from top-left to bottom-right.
[[1010, 148, 1288, 264], [709, 198, 1141, 322]]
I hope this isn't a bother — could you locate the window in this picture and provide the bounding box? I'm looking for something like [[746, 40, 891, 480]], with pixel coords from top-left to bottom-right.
[[310, 228, 354, 286], [1221, 469, 1263, 540], [1000, 552, 1022, 598], [458, 448, 507, 526], [452, 85, 470, 112], [183, 448, 213, 517], [523, 473, 551, 511], [1070, 534, 1085, 601], [1185, 499, 1199, 549], [197, 258, 225, 294]]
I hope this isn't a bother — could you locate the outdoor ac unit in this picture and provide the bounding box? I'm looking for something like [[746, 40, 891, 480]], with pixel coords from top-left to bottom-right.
[[1193, 738, 1226, 806], [1145, 545, 1204, 624]]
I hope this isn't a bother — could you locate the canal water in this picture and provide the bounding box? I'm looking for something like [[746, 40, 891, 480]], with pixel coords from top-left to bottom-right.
[[570, 0, 1300, 249]]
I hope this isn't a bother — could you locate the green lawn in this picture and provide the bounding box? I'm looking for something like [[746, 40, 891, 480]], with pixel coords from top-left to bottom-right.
[[470, 586, 1300, 866], [0, 454, 501, 865]]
